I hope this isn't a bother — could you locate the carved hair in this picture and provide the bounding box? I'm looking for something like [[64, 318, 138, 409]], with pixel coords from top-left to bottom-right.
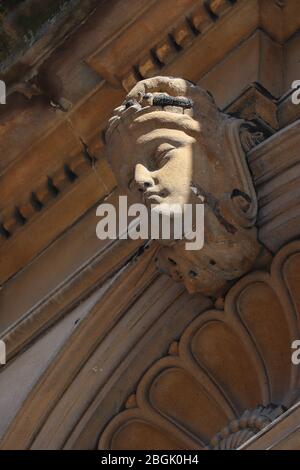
[[105, 76, 219, 144]]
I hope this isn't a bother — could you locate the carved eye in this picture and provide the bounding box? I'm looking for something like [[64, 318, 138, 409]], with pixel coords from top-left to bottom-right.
[[153, 145, 174, 169], [155, 151, 170, 169]]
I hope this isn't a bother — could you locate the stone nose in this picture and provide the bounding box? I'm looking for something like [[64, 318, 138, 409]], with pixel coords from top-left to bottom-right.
[[134, 164, 155, 192]]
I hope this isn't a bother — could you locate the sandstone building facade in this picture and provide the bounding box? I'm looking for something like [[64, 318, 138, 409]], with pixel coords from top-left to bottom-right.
[[0, 0, 300, 450]]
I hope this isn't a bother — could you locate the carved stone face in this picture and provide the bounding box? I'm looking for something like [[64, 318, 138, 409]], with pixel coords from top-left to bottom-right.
[[107, 78, 220, 210], [108, 109, 200, 210], [106, 77, 262, 296]]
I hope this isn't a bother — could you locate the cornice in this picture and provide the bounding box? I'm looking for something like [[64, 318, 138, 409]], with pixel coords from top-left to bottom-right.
[[1, 0, 299, 286]]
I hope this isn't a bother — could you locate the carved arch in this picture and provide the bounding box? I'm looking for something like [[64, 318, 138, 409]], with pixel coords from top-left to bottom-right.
[[99, 241, 300, 450]]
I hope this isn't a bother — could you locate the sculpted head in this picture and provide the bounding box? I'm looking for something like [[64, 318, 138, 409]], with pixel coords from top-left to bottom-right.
[[105, 76, 262, 296]]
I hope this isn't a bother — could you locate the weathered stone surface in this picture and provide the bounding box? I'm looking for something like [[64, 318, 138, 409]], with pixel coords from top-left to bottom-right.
[[99, 241, 300, 450], [0, 0, 100, 83], [1, 0, 300, 288], [106, 76, 262, 296], [241, 401, 300, 450], [1, 0, 300, 452]]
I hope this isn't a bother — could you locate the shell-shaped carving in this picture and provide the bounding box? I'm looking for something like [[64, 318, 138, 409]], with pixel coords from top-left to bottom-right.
[[99, 241, 300, 450]]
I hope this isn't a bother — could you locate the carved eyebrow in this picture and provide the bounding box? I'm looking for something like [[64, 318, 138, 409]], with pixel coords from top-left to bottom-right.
[[144, 93, 193, 109], [136, 129, 195, 147]]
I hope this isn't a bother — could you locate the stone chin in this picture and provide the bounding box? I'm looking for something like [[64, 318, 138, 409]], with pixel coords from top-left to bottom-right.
[[105, 76, 264, 297]]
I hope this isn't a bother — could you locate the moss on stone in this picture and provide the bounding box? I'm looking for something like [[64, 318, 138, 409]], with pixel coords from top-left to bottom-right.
[[0, 0, 74, 69], [0, 0, 96, 82], [15, 0, 70, 38]]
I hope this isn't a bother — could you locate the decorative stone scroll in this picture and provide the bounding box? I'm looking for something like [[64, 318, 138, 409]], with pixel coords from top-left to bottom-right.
[[105, 76, 264, 296], [99, 241, 300, 450]]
